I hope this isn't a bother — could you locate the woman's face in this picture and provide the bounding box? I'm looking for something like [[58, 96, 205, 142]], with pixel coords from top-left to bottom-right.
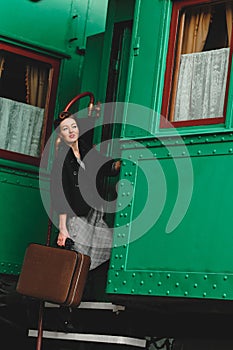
[[59, 117, 79, 145]]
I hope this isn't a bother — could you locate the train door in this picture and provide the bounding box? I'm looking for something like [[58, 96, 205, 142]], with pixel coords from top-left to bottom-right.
[[79, 0, 134, 227]]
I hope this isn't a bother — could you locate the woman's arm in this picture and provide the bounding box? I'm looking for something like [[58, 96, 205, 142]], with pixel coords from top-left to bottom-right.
[[57, 213, 70, 246]]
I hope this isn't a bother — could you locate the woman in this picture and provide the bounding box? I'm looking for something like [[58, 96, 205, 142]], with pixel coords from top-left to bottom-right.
[[50, 111, 121, 271]]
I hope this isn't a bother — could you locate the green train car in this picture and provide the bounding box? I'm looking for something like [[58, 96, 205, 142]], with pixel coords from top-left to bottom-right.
[[82, 0, 233, 304], [2, 0, 233, 349], [0, 0, 108, 274]]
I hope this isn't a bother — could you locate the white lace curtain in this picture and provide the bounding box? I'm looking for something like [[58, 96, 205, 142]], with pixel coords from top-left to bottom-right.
[[174, 48, 230, 121], [0, 97, 44, 157]]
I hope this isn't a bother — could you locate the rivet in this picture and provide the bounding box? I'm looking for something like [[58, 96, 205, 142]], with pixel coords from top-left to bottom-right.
[[167, 153, 171, 157], [203, 292, 207, 297], [205, 138, 209, 142], [224, 276, 228, 281], [122, 192, 126, 196], [129, 172, 133, 176], [184, 291, 188, 296], [140, 281, 144, 285], [149, 273, 153, 277], [115, 272, 119, 277], [108, 279, 112, 283], [213, 149, 216, 154], [153, 153, 157, 157], [182, 151, 185, 155], [148, 289, 152, 294], [128, 155, 132, 159], [125, 172, 128, 176], [115, 254, 119, 258], [167, 274, 170, 278], [118, 203, 122, 207], [122, 162, 126, 166], [114, 288, 118, 292], [124, 213, 128, 217], [121, 265, 125, 269], [111, 265, 115, 269], [158, 281, 162, 286], [204, 275, 208, 280], [131, 289, 135, 293], [197, 150, 201, 155], [119, 254, 123, 259], [213, 284, 217, 289], [123, 244, 127, 248], [221, 137, 225, 141], [175, 283, 179, 287], [185, 274, 189, 279], [223, 293, 227, 298], [190, 140, 194, 144], [132, 273, 136, 277], [166, 290, 170, 295], [120, 182, 125, 186], [194, 283, 198, 288], [229, 148, 233, 153], [139, 155, 143, 158], [123, 280, 126, 285]]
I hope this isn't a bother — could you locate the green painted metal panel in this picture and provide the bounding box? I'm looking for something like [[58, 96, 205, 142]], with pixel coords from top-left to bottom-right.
[[85, 0, 108, 38], [0, 0, 73, 53], [0, 0, 108, 54], [107, 134, 233, 300], [80, 33, 105, 109], [0, 167, 49, 274], [123, 0, 171, 137]]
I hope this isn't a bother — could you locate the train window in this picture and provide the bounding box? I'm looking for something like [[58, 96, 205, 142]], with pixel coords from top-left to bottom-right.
[[0, 43, 59, 165], [161, 0, 233, 127]]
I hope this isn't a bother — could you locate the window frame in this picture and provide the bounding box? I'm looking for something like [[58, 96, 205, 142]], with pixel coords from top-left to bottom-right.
[[0, 42, 60, 166], [161, 0, 233, 128]]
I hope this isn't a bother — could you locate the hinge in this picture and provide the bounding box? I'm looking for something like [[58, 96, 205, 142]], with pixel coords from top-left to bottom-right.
[[133, 36, 140, 56]]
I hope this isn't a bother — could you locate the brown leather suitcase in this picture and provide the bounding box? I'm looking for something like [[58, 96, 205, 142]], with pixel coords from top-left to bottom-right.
[[16, 243, 91, 307]]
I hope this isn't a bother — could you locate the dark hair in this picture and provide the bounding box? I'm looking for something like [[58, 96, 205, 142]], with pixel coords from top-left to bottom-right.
[[53, 111, 75, 131]]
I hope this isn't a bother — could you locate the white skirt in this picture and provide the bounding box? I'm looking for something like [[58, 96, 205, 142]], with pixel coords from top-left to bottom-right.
[[67, 209, 113, 270]]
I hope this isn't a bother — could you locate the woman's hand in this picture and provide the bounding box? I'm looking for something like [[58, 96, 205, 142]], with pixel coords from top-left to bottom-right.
[[114, 160, 121, 171], [57, 230, 70, 246]]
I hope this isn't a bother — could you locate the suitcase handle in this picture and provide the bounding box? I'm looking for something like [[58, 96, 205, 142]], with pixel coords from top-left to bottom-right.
[[64, 238, 75, 250]]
